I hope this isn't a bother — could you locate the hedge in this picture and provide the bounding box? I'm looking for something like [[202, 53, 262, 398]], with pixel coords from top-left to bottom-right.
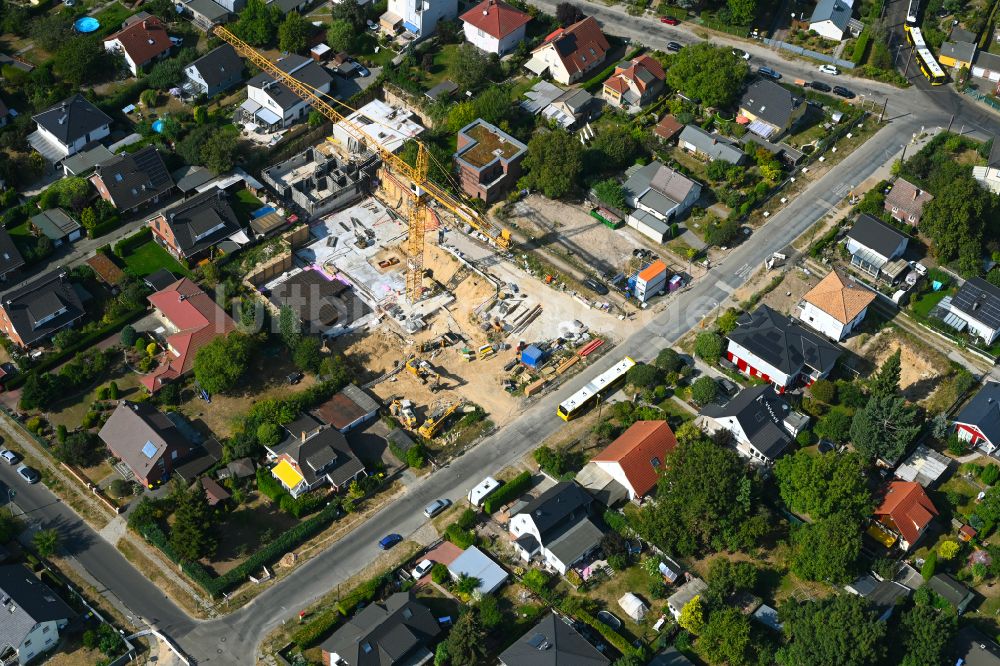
[[292, 607, 341, 648], [482, 471, 531, 514], [336, 572, 389, 616], [445, 524, 476, 549], [113, 227, 152, 258], [852, 29, 872, 66], [576, 609, 648, 659], [88, 215, 123, 239], [659, 6, 687, 19]]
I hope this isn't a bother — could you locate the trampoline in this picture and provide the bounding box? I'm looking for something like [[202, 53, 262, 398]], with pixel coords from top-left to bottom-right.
[[74, 16, 100, 33]]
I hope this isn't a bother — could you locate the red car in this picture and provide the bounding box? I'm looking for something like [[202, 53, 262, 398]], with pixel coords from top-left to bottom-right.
[[660, 17, 680, 25]]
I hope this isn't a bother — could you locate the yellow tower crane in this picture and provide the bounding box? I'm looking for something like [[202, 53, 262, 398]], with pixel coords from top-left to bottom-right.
[[213, 26, 512, 301]]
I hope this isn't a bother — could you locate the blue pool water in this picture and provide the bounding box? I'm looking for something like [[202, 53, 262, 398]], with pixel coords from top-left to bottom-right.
[[152, 119, 165, 133], [74, 16, 100, 33]]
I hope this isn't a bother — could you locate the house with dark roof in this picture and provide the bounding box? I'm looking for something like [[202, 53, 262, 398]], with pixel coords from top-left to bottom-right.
[[509, 481, 604, 574], [0, 564, 74, 665], [266, 413, 366, 497], [320, 591, 442, 666], [797, 269, 875, 340], [884, 178, 933, 226], [99, 401, 195, 487], [698, 385, 800, 464], [61, 143, 114, 177], [845, 213, 909, 282], [953, 381, 1000, 453], [583, 420, 676, 500], [974, 135, 1000, 194], [454, 119, 527, 203], [520, 80, 598, 129], [894, 444, 951, 487], [29, 209, 83, 247], [312, 384, 381, 432], [146, 188, 242, 261], [499, 612, 609, 666], [178, 0, 231, 31], [873, 481, 938, 551], [844, 574, 910, 621], [0, 228, 25, 282], [103, 16, 172, 76], [89, 146, 175, 214], [724, 304, 842, 391], [654, 114, 684, 143], [242, 55, 332, 130], [141, 277, 237, 392], [739, 79, 806, 140], [945, 277, 1000, 345], [184, 44, 244, 97], [29, 94, 112, 161], [679, 125, 746, 165], [602, 54, 665, 110], [622, 161, 702, 242], [525, 16, 609, 85], [0, 269, 84, 349], [950, 626, 1000, 666], [268, 267, 371, 334], [808, 0, 855, 41], [460, 0, 531, 55], [928, 573, 975, 614]]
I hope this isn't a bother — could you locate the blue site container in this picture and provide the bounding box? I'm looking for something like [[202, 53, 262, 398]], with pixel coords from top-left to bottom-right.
[[521, 345, 545, 368]]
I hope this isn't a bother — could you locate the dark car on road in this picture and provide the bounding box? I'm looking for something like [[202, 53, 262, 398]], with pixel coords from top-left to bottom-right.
[[378, 533, 403, 550], [757, 66, 781, 80], [666, 41, 683, 51], [810, 80, 831, 92], [583, 278, 609, 296], [832, 85, 856, 98]]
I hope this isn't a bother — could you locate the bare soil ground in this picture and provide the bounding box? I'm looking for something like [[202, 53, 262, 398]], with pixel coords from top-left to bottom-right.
[[849, 328, 951, 404], [756, 267, 820, 317]]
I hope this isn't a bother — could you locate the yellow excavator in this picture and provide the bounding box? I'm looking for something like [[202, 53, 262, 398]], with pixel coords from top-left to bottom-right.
[[390, 399, 418, 429], [405, 357, 445, 391], [418, 401, 462, 439]]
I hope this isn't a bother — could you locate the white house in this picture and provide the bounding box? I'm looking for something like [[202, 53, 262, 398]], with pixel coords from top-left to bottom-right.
[[524, 16, 609, 84], [622, 161, 702, 230], [698, 385, 803, 465], [384, 0, 458, 39], [0, 565, 74, 665], [944, 277, 1000, 345], [459, 0, 530, 55], [242, 55, 332, 129], [797, 269, 875, 341], [184, 44, 244, 97], [509, 482, 603, 574], [809, 0, 855, 41], [28, 94, 112, 161], [103, 16, 173, 76], [845, 213, 909, 281], [587, 420, 676, 500]]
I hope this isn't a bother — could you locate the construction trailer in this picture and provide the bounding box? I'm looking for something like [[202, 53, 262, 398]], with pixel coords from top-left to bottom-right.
[[634, 260, 668, 303]]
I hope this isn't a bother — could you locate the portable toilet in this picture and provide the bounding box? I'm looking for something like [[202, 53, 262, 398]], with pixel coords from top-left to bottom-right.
[[521, 345, 545, 368], [668, 275, 684, 292]]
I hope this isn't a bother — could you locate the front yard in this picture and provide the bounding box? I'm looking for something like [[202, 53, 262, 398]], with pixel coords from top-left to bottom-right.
[[121, 240, 192, 278]]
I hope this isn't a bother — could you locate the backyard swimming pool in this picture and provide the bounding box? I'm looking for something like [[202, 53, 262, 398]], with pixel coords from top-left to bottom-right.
[[74, 16, 100, 33]]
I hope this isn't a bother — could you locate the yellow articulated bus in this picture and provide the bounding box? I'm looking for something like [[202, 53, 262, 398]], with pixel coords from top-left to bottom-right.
[[905, 25, 947, 85], [557, 356, 637, 421]]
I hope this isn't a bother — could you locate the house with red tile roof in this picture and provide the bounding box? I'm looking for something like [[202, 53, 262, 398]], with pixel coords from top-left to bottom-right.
[[588, 420, 677, 500], [103, 16, 173, 77], [524, 16, 609, 85], [460, 0, 531, 55], [873, 481, 938, 551], [602, 55, 665, 110], [142, 277, 236, 393]]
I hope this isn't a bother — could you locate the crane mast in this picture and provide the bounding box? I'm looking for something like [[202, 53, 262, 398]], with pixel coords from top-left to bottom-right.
[[212, 26, 511, 301]]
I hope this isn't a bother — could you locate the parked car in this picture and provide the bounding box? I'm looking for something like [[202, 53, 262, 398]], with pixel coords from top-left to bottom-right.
[[832, 85, 856, 98], [355, 63, 371, 77], [666, 41, 683, 52], [810, 80, 832, 92], [286, 372, 304, 385], [423, 498, 451, 518], [582, 278, 609, 296], [716, 378, 739, 397], [818, 64, 840, 75], [660, 16, 680, 25], [411, 559, 434, 580], [16, 465, 39, 484], [733, 48, 751, 60], [378, 533, 403, 550], [0, 449, 20, 466], [757, 66, 781, 80]]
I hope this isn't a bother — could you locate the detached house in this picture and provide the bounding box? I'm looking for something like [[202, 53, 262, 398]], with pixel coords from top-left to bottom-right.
[[953, 381, 1000, 453], [679, 125, 746, 165], [525, 16, 609, 85], [321, 591, 442, 666], [454, 118, 527, 203], [382, 0, 457, 39], [0, 565, 74, 666], [0, 228, 25, 282], [0, 269, 84, 349], [797, 269, 875, 341], [873, 481, 938, 551], [510, 481, 604, 575], [103, 16, 173, 76], [602, 55, 665, 110], [142, 277, 237, 392], [89, 146, 175, 214], [884, 178, 933, 226], [266, 413, 366, 497], [185, 44, 244, 97], [581, 420, 676, 501], [845, 213, 909, 282], [622, 161, 702, 242], [460, 0, 530, 55], [739, 79, 805, 140], [808, 0, 856, 41], [725, 305, 842, 391], [699, 385, 801, 465], [242, 55, 332, 130], [499, 612, 609, 666], [99, 401, 194, 487], [147, 188, 242, 261], [29, 94, 112, 161], [944, 277, 1000, 345]]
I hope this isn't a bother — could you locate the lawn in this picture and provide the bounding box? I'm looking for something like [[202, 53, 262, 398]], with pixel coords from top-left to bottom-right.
[[581, 563, 658, 638], [424, 44, 464, 91], [231, 188, 265, 223], [909, 288, 950, 319], [122, 240, 191, 278], [93, 2, 135, 38]]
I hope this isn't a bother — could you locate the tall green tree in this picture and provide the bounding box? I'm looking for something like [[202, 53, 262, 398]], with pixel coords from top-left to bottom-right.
[[777, 595, 886, 666], [521, 130, 584, 199], [278, 12, 310, 53], [774, 450, 872, 522], [201, 131, 240, 173], [665, 43, 749, 107], [869, 348, 901, 397], [727, 0, 757, 24], [704, 559, 758, 607], [233, 0, 282, 46], [790, 513, 862, 584], [193, 333, 255, 395], [452, 43, 493, 91], [920, 175, 994, 277], [814, 406, 853, 444], [897, 597, 957, 666], [170, 481, 218, 561], [33, 528, 61, 558], [699, 607, 752, 666], [849, 393, 921, 463], [446, 609, 485, 665], [326, 19, 356, 53]]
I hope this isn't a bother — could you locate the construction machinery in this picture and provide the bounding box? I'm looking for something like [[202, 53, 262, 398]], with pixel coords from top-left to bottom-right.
[[390, 399, 418, 429], [213, 26, 512, 303], [419, 331, 462, 353], [404, 357, 446, 391], [418, 401, 462, 439]]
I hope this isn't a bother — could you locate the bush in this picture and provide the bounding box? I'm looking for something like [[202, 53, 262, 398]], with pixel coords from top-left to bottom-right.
[[608, 553, 629, 571], [983, 465, 1000, 486], [109, 479, 131, 498], [626, 363, 661, 388], [292, 607, 340, 648], [482, 471, 532, 514], [690, 376, 718, 405], [456, 508, 477, 530], [522, 569, 550, 595], [604, 509, 629, 534], [431, 562, 449, 584], [445, 523, 476, 549], [695, 332, 724, 364], [921, 550, 937, 580]]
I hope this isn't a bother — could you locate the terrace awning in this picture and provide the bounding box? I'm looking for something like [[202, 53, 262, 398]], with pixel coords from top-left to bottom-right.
[[747, 119, 778, 139], [272, 459, 304, 490], [255, 107, 281, 126]]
